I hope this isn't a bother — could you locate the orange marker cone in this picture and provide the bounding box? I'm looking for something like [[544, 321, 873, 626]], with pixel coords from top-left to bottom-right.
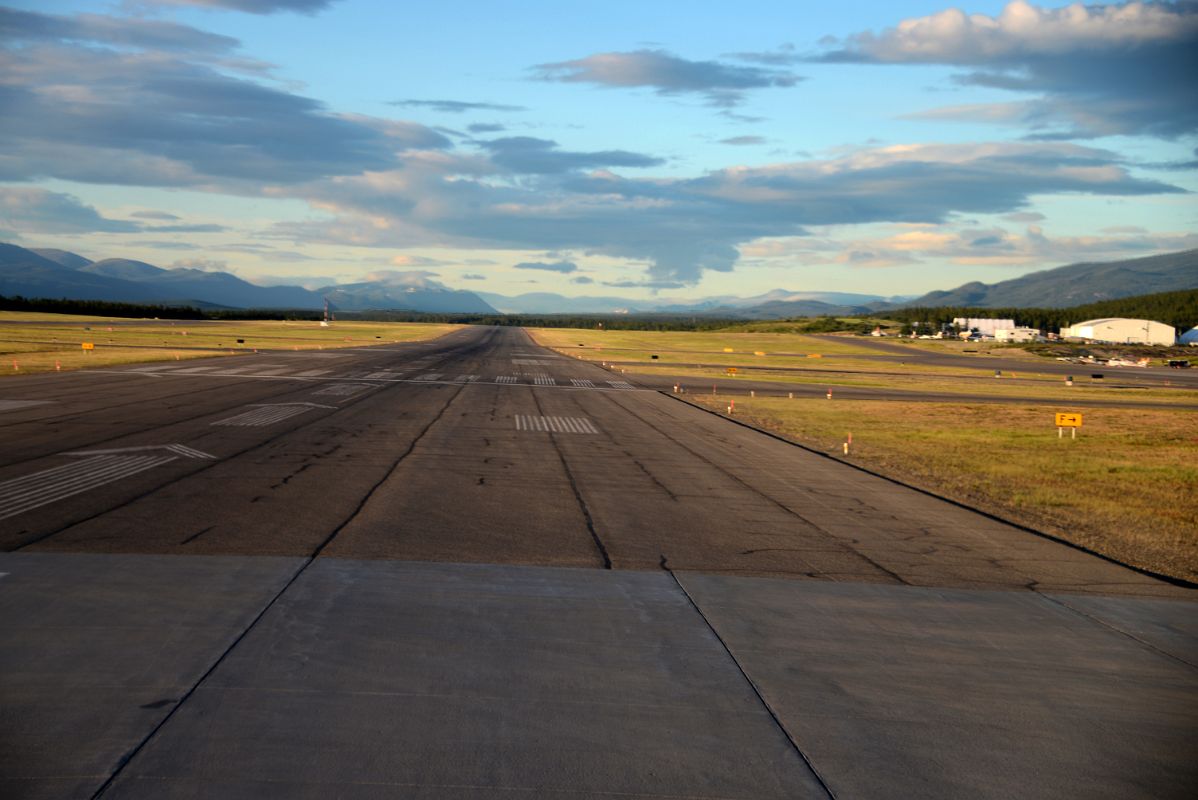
[[55, 360, 61, 371]]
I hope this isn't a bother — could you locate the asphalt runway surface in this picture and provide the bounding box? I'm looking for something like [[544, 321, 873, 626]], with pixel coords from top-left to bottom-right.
[[1, 325, 1194, 799]]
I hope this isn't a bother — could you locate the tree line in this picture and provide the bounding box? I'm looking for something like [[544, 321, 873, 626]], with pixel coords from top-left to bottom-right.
[[887, 288, 1198, 332], [4, 287, 1195, 333]]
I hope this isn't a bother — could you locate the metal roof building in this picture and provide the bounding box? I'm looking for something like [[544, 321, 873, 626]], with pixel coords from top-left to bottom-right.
[[1060, 318, 1176, 346]]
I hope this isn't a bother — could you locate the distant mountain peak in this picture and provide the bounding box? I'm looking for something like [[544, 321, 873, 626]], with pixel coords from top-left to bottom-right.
[[29, 248, 93, 269], [903, 250, 1198, 309]]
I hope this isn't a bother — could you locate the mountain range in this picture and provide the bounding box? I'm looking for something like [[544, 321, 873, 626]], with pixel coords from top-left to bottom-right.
[[904, 249, 1198, 309], [2, 243, 1195, 316], [0, 244, 498, 314]]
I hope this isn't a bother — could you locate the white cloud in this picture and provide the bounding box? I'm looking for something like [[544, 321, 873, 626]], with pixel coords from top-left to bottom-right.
[[822, 1, 1198, 139], [533, 49, 801, 108]]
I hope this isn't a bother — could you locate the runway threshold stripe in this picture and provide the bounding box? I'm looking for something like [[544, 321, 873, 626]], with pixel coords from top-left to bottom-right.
[[0, 457, 170, 509], [0, 455, 176, 520], [212, 406, 311, 427], [513, 415, 598, 434], [167, 444, 215, 459], [0, 455, 131, 498]]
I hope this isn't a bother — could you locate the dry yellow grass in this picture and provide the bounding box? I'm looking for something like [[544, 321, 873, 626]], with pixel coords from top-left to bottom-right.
[[0, 313, 460, 376], [688, 395, 1198, 582], [532, 326, 1198, 405]]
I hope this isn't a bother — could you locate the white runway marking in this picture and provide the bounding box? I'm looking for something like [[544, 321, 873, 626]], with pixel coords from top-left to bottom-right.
[[284, 352, 351, 359], [364, 371, 402, 380], [0, 452, 189, 521], [0, 400, 52, 412], [172, 365, 221, 374], [312, 383, 373, 397], [514, 415, 599, 434], [495, 376, 518, 384], [211, 402, 332, 427], [570, 379, 595, 388], [512, 359, 549, 365], [607, 380, 635, 389], [128, 364, 180, 372], [294, 369, 332, 377], [63, 444, 216, 459], [455, 374, 480, 382], [248, 367, 292, 375], [414, 373, 443, 381], [533, 376, 556, 386]]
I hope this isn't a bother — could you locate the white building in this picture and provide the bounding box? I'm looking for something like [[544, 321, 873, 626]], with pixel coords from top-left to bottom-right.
[[1060, 318, 1176, 346], [994, 327, 1039, 342], [953, 318, 1016, 336]]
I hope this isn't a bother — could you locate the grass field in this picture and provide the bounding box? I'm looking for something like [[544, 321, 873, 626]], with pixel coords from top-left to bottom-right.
[[689, 396, 1198, 582], [529, 327, 886, 358], [531, 327, 1198, 405], [0, 312, 460, 375]]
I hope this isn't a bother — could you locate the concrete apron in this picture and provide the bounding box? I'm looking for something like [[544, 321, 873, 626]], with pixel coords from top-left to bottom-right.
[[1, 553, 1194, 800]]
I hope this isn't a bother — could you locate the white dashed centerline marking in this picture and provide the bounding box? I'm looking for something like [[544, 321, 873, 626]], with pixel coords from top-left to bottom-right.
[[514, 415, 599, 434]]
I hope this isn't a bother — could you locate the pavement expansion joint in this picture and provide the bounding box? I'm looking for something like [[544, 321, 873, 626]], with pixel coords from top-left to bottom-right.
[[665, 565, 837, 799]]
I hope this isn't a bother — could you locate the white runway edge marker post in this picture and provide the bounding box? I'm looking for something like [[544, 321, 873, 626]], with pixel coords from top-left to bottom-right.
[[0, 444, 215, 522]]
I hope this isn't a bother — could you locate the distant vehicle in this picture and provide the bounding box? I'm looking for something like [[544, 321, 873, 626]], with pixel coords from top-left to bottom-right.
[[1107, 358, 1148, 368], [1168, 359, 1191, 369]]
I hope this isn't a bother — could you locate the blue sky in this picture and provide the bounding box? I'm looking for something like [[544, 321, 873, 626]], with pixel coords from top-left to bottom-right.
[[1, 0, 1195, 300]]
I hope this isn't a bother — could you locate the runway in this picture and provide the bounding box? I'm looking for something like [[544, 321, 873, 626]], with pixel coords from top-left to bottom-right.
[[1, 325, 1194, 798]]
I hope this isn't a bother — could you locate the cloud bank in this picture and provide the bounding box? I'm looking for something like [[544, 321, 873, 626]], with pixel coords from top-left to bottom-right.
[[277, 141, 1180, 285], [0, 9, 447, 187], [821, 1, 1198, 139]]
